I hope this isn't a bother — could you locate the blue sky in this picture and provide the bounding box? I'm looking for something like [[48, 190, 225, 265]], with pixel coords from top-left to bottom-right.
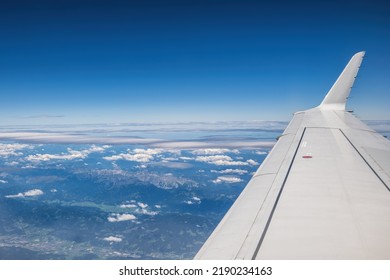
[[1, 0, 389, 125]]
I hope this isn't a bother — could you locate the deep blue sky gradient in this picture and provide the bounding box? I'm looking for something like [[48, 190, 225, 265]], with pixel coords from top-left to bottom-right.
[[1, 0, 389, 125]]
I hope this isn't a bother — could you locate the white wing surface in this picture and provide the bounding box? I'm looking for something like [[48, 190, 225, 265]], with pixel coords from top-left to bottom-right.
[[195, 51, 390, 259]]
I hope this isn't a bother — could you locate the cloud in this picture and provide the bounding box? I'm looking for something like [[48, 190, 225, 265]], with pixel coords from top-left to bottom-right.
[[103, 153, 153, 162], [153, 141, 274, 149], [103, 236, 122, 243], [212, 176, 243, 184], [120, 201, 159, 216], [133, 148, 163, 155], [103, 148, 164, 163], [178, 156, 192, 160], [135, 208, 158, 216], [5, 161, 19, 166], [191, 148, 239, 155], [120, 204, 137, 209], [0, 121, 280, 149], [246, 159, 259, 166], [137, 202, 148, 209], [0, 132, 276, 149], [0, 179, 8, 184], [107, 213, 137, 222], [26, 145, 107, 162], [6, 189, 44, 198], [211, 169, 248, 175], [0, 143, 33, 157], [196, 155, 232, 162], [255, 150, 268, 155], [0, 132, 162, 145], [184, 196, 202, 205], [195, 155, 249, 166]]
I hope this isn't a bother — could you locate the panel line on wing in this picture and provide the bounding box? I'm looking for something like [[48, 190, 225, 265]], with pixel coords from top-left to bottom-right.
[[251, 127, 307, 259], [339, 129, 390, 192]]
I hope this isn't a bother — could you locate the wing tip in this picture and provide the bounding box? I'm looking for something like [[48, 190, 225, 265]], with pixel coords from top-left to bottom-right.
[[318, 51, 365, 111]]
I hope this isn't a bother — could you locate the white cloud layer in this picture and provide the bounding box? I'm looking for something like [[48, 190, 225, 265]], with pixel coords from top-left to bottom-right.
[[107, 213, 137, 222], [6, 189, 44, 198], [103, 148, 163, 163], [212, 176, 243, 184], [26, 145, 107, 162], [0, 143, 33, 157]]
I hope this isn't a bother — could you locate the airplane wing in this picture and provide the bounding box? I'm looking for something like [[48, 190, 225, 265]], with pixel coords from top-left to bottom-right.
[[195, 51, 390, 259]]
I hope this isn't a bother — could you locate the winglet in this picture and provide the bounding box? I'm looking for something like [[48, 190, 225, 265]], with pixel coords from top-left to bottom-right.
[[319, 51, 365, 111]]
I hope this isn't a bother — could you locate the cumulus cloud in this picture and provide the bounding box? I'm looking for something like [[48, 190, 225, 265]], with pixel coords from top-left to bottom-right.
[[196, 155, 232, 162], [255, 150, 268, 155], [0, 143, 33, 157], [195, 155, 249, 166], [120, 204, 137, 209], [26, 145, 107, 162], [137, 202, 148, 209], [135, 208, 158, 216], [246, 159, 259, 166], [6, 189, 44, 198], [211, 169, 248, 175], [107, 213, 137, 222], [184, 196, 202, 205], [0, 179, 8, 184], [103, 236, 122, 243], [120, 201, 158, 216], [103, 148, 164, 163], [212, 176, 243, 184]]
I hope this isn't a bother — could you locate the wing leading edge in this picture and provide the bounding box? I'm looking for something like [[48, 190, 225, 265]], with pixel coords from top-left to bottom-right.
[[195, 52, 390, 259]]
